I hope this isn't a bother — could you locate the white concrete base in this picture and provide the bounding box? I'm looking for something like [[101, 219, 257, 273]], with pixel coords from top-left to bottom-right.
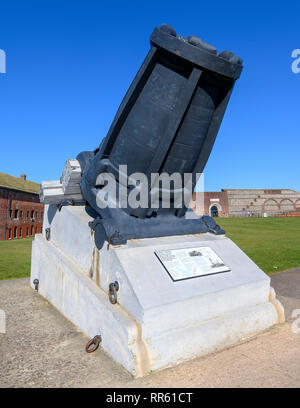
[[30, 205, 284, 376]]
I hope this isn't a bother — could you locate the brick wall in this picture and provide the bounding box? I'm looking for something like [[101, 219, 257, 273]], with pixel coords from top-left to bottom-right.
[[191, 191, 229, 217], [224, 189, 300, 216], [191, 189, 300, 218], [0, 187, 44, 241]]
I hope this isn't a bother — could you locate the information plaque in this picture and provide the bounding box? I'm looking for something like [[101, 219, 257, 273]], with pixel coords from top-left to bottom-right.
[[155, 246, 230, 281]]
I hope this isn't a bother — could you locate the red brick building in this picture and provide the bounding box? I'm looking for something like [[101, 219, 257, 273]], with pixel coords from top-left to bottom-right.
[[0, 172, 44, 241], [202, 191, 229, 218], [191, 190, 229, 217]]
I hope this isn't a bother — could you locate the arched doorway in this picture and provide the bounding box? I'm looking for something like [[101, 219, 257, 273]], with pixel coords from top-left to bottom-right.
[[210, 205, 219, 217]]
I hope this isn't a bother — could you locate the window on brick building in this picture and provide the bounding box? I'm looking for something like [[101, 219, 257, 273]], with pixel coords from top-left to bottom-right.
[[27, 210, 29, 218], [8, 200, 12, 218], [20, 210, 23, 218], [31, 210, 34, 219], [8, 229, 11, 239], [26, 227, 29, 236], [14, 209, 18, 219], [14, 227, 17, 239], [19, 228, 22, 238], [31, 225, 34, 235], [35, 211, 38, 218]]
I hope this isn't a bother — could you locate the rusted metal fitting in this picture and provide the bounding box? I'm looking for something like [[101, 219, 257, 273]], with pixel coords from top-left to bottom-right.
[[45, 227, 51, 241], [108, 281, 119, 304], [57, 199, 74, 212], [33, 278, 39, 291], [85, 335, 102, 353], [107, 231, 120, 250]]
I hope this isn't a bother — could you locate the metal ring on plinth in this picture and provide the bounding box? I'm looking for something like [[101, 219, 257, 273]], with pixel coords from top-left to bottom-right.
[[33, 278, 39, 291], [45, 227, 51, 241], [85, 335, 102, 353], [108, 281, 119, 304]]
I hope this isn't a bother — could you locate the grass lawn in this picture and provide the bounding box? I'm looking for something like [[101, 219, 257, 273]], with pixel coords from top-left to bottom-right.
[[217, 217, 300, 274], [0, 217, 300, 280], [0, 238, 33, 280]]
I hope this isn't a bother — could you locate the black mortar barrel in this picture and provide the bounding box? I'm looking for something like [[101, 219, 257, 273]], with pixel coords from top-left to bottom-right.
[[81, 24, 243, 219]]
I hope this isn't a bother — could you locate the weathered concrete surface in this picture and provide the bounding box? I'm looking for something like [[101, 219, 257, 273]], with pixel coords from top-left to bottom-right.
[[31, 205, 284, 375], [0, 272, 300, 388]]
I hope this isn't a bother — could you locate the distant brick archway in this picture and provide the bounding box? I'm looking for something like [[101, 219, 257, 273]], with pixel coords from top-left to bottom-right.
[[279, 198, 295, 212], [209, 203, 222, 217], [262, 198, 280, 214]]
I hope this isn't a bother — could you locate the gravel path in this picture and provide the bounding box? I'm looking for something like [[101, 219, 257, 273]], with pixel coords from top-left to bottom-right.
[[0, 270, 300, 388]]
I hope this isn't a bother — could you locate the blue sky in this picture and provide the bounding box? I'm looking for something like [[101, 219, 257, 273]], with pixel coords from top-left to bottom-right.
[[0, 0, 299, 192]]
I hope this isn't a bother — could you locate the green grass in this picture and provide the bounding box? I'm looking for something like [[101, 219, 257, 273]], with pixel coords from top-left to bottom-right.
[[0, 238, 33, 280], [0, 218, 300, 280], [217, 217, 300, 274]]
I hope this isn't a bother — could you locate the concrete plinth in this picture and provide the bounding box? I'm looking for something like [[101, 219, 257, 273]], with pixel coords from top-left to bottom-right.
[[30, 205, 284, 377]]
